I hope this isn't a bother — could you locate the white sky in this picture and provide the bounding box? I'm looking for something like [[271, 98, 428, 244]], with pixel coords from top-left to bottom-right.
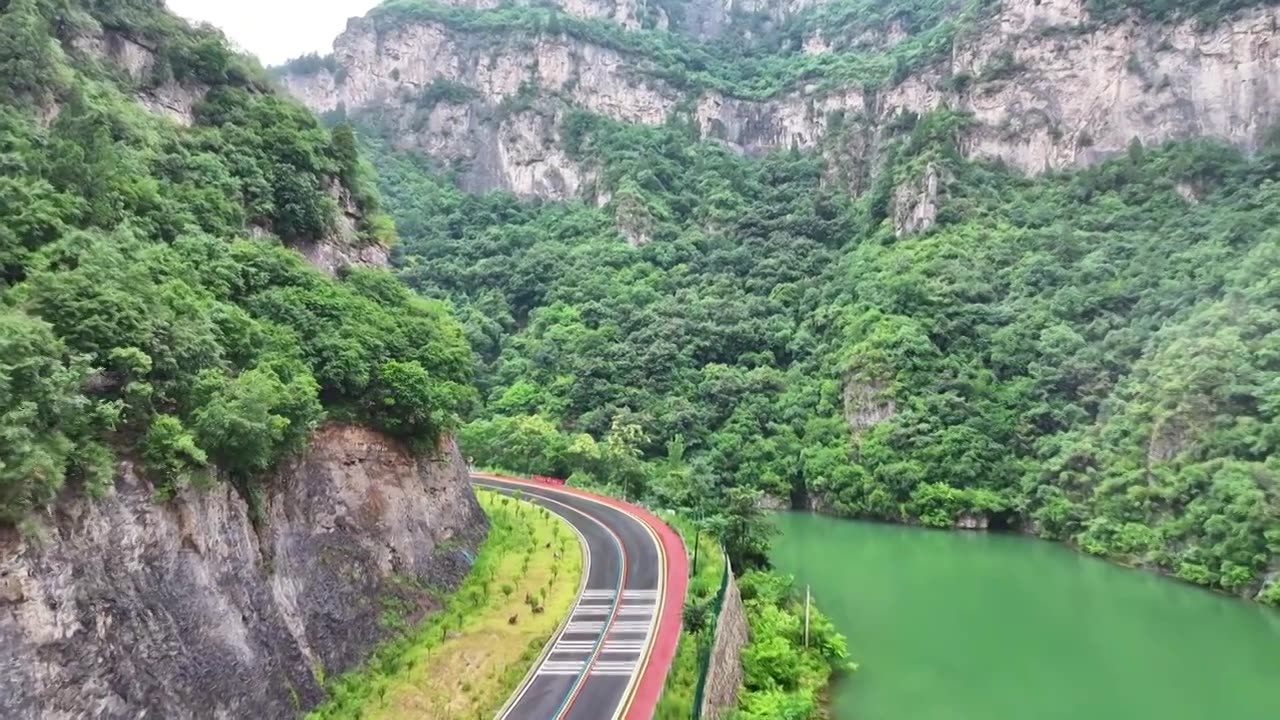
[[166, 0, 381, 66]]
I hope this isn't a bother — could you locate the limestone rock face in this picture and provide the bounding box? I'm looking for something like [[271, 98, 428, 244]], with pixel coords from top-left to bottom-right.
[[843, 376, 897, 435], [296, 183, 391, 277], [437, 0, 655, 30], [0, 426, 485, 719], [281, 1, 1280, 200], [70, 29, 206, 126], [892, 162, 944, 237], [283, 18, 677, 199]]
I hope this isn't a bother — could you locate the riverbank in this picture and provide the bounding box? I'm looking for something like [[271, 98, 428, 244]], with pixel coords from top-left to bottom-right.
[[795, 494, 1279, 609], [306, 490, 582, 719], [773, 512, 1280, 720], [652, 513, 852, 720]]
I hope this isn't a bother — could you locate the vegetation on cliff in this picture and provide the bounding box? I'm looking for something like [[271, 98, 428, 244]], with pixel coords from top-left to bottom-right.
[[357, 92, 1280, 608], [0, 0, 472, 523], [283, 0, 1280, 102]]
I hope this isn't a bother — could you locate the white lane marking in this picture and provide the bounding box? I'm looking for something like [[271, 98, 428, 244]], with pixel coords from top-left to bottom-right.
[[537, 660, 587, 676], [479, 480, 668, 720], [608, 621, 656, 633], [618, 606, 653, 616], [590, 660, 639, 676], [573, 607, 612, 616], [477, 483, 593, 720]]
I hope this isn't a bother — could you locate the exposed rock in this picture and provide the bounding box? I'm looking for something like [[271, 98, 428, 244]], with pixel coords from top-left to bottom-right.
[[437, 0, 653, 31], [955, 513, 992, 530], [1147, 416, 1191, 463], [69, 28, 205, 126], [137, 80, 206, 127], [283, 2, 1280, 200], [684, 0, 826, 40], [951, 1, 1280, 172], [1175, 182, 1204, 204], [70, 30, 157, 81], [700, 567, 747, 719], [0, 426, 485, 719], [296, 182, 390, 277], [611, 189, 657, 246], [297, 240, 391, 278], [755, 494, 791, 511], [892, 162, 944, 237], [996, 0, 1086, 34], [0, 572, 23, 604], [282, 18, 674, 197], [1257, 563, 1279, 604], [282, 19, 678, 124], [843, 375, 897, 435]]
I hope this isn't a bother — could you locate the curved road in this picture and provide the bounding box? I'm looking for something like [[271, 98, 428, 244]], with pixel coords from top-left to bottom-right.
[[473, 475, 688, 720]]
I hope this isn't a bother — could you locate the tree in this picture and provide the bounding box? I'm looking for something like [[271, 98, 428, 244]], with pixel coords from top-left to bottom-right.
[[717, 486, 775, 571], [190, 364, 322, 478], [0, 310, 93, 521]]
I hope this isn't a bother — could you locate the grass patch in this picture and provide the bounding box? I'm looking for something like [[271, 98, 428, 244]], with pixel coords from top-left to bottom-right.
[[308, 490, 583, 719], [655, 512, 727, 720]]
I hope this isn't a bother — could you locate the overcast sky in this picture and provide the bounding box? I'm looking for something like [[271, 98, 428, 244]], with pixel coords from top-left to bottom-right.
[[166, 0, 380, 66]]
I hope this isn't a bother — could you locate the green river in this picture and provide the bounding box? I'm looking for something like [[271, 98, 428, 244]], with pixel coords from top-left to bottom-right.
[[771, 513, 1280, 720]]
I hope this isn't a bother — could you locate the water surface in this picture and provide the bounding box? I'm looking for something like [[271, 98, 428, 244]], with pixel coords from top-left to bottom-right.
[[771, 513, 1280, 720]]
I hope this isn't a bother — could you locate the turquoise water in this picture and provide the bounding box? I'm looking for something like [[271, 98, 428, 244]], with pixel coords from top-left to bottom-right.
[[771, 513, 1280, 720]]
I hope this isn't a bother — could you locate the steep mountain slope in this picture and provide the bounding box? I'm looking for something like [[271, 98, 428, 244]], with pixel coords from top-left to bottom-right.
[[282, 0, 1280, 200], [284, 0, 1280, 609], [0, 1, 484, 716]]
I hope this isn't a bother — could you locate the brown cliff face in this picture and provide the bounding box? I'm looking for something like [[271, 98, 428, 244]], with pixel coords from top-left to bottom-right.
[[0, 426, 485, 719], [282, 0, 1280, 201]]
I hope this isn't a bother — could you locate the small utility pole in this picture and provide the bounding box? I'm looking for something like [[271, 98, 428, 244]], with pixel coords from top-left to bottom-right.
[[691, 523, 700, 577], [804, 584, 811, 649], [690, 508, 703, 577]]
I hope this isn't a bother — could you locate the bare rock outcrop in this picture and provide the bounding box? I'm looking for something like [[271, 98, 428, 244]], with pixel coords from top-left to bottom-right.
[[282, 1, 1280, 200], [0, 426, 485, 719], [70, 28, 206, 126], [295, 183, 391, 277], [892, 162, 945, 237], [843, 375, 897, 435], [437, 0, 656, 30]]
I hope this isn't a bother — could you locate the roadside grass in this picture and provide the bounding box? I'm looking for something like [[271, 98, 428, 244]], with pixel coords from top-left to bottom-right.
[[308, 489, 583, 720], [655, 512, 728, 720], [469, 468, 729, 719]]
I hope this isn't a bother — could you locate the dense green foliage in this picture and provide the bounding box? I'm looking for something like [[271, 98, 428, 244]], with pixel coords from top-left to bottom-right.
[[364, 93, 1280, 606], [0, 0, 471, 522], [732, 571, 851, 719]]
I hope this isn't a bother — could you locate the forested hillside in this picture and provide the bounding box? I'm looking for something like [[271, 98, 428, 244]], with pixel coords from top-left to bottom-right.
[[0, 0, 472, 523], [351, 44, 1279, 607]]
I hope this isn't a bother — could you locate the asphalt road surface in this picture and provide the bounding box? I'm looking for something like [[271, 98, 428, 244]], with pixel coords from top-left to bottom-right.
[[474, 476, 685, 720]]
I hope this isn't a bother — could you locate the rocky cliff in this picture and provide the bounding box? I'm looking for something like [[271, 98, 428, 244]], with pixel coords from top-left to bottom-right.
[[0, 426, 485, 719], [67, 22, 391, 277], [282, 0, 1280, 200]]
